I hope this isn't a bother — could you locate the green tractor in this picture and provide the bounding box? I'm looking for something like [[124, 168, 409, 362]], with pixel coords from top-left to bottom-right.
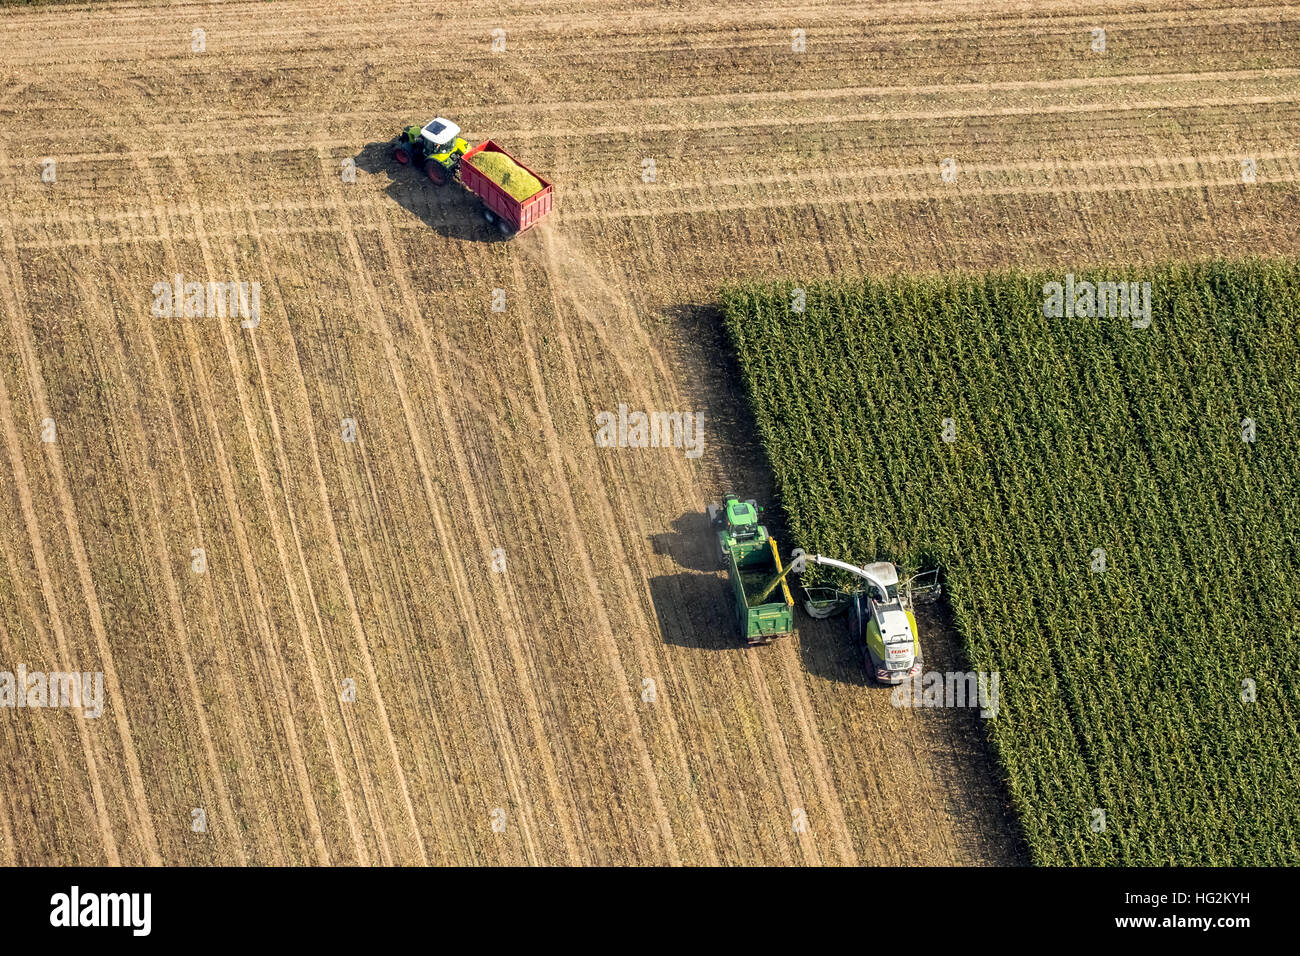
[[393, 117, 470, 186], [707, 495, 795, 645]]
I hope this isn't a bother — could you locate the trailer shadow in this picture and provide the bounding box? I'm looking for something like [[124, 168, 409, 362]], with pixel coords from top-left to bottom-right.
[[648, 572, 740, 650], [353, 140, 504, 243]]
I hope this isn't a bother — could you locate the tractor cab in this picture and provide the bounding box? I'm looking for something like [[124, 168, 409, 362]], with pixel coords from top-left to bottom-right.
[[422, 118, 469, 161], [395, 117, 470, 183], [709, 494, 768, 566], [420, 118, 461, 151], [725, 498, 761, 540]]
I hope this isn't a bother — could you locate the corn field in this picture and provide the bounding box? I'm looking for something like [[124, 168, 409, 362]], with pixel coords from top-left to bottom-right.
[[724, 258, 1300, 865]]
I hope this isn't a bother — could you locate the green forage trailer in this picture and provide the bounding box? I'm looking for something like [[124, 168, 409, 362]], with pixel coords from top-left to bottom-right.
[[707, 495, 795, 645]]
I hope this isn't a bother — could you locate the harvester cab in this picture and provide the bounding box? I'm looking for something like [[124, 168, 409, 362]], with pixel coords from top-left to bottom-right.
[[859, 560, 898, 602], [394, 116, 470, 185]]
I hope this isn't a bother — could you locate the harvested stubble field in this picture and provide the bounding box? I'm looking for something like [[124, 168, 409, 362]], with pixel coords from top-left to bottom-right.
[[0, 0, 1297, 865]]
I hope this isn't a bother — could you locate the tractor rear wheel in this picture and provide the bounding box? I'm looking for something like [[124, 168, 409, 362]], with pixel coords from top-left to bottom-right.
[[425, 160, 447, 186], [394, 145, 411, 165]]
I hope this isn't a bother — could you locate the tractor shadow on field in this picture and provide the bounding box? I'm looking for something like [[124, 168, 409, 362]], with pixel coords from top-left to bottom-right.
[[353, 141, 504, 243], [648, 511, 725, 573], [648, 510, 769, 650]]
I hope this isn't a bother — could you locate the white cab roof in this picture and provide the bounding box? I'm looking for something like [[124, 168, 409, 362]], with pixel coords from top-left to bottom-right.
[[421, 118, 460, 147], [863, 561, 899, 588]]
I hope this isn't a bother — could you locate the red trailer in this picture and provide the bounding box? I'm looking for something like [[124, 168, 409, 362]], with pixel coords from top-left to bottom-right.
[[459, 140, 554, 236]]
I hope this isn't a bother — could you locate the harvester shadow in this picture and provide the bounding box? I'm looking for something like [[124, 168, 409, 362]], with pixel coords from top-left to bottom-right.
[[796, 613, 873, 686], [354, 141, 504, 243], [649, 572, 740, 650]]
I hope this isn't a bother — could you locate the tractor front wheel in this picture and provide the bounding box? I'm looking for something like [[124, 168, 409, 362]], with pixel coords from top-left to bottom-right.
[[425, 160, 447, 186], [394, 145, 411, 165]]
